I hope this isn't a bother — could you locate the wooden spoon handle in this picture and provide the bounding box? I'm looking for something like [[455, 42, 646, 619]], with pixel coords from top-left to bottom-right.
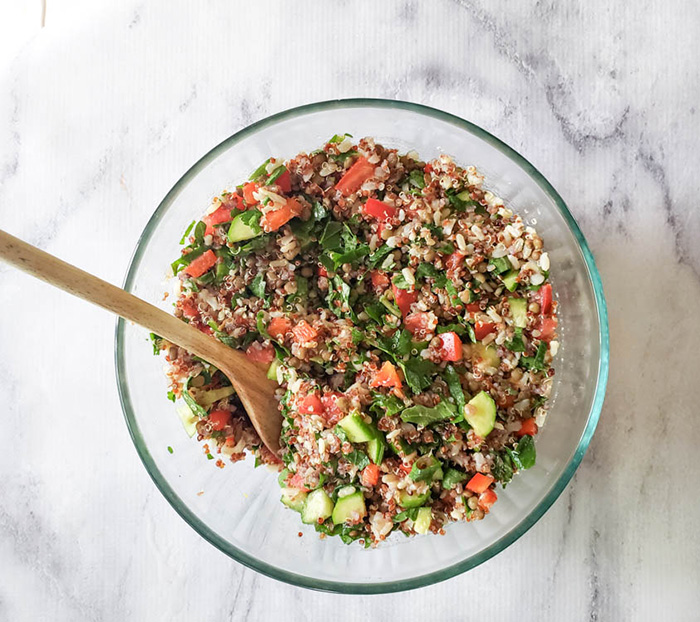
[[0, 229, 246, 369]]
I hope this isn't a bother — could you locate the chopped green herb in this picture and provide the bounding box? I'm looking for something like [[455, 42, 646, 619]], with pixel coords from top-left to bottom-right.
[[179, 220, 196, 245], [400, 400, 454, 426], [520, 342, 547, 371]]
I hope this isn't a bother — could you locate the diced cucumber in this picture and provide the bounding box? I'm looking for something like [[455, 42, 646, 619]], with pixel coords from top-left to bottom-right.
[[278, 468, 289, 487], [465, 391, 497, 438], [409, 456, 442, 482], [509, 298, 528, 328], [301, 489, 334, 524], [176, 404, 198, 437], [367, 432, 386, 465], [472, 343, 500, 368], [397, 489, 431, 509], [228, 210, 262, 243], [502, 270, 519, 291], [267, 359, 280, 381], [414, 507, 432, 534], [456, 190, 473, 202], [442, 467, 467, 489], [331, 491, 366, 524], [388, 437, 413, 456], [337, 412, 375, 443], [281, 488, 307, 513], [189, 385, 235, 407]]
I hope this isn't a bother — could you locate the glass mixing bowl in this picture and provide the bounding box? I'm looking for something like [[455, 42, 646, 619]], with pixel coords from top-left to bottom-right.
[[115, 99, 608, 593]]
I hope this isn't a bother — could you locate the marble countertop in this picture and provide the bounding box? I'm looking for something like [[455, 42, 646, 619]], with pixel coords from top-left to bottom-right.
[[1, 1, 699, 620]]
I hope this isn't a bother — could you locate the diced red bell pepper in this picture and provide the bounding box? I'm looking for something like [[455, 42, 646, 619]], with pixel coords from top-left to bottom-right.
[[364, 197, 396, 221], [478, 489, 498, 512], [222, 193, 246, 211], [292, 320, 318, 344], [318, 265, 329, 278], [268, 317, 292, 340], [537, 317, 558, 342], [320, 391, 345, 425], [181, 298, 199, 319], [370, 270, 390, 292], [404, 312, 432, 337], [275, 169, 292, 193], [438, 331, 463, 362], [209, 409, 231, 431], [392, 283, 417, 316], [445, 252, 465, 272], [203, 204, 234, 236], [371, 361, 402, 390], [466, 473, 494, 494], [245, 341, 275, 363], [517, 418, 539, 437], [183, 250, 217, 278], [243, 182, 259, 205], [539, 283, 553, 316], [335, 157, 375, 196], [261, 197, 303, 232], [361, 463, 381, 487], [466, 303, 481, 313], [299, 393, 325, 416], [474, 321, 496, 341]]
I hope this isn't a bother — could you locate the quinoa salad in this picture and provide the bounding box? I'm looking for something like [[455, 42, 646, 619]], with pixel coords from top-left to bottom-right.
[[152, 134, 559, 547]]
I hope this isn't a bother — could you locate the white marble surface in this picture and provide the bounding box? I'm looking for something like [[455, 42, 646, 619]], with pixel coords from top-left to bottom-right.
[[1, 1, 699, 620]]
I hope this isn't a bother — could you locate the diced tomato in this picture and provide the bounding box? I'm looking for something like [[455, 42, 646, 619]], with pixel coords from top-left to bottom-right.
[[209, 409, 231, 431], [287, 472, 311, 492], [445, 252, 465, 272], [392, 283, 418, 316], [364, 197, 396, 221], [320, 391, 345, 425], [438, 331, 463, 362], [424, 164, 433, 173], [370, 270, 390, 292], [261, 197, 303, 232], [183, 250, 217, 278], [318, 265, 329, 278], [275, 169, 292, 193], [466, 473, 494, 494], [292, 320, 318, 344], [404, 312, 432, 337], [539, 283, 553, 316], [335, 157, 375, 196], [371, 361, 402, 390], [181, 298, 199, 319], [243, 182, 259, 205], [203, 205, 234, 236], [478, 489, 498, 512], [268, 317, 292, 340], [245, 341, 275, 363], [517, 418, 539, 437], [466, 303, 481, 313], [538, 317, 558, 342], [299, 393, 325, 416], [474, 321, 496, 341], [361, 463, 381, 487]]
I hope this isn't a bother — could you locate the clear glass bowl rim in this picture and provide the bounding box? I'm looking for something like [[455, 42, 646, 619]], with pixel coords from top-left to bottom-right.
[[114, 98, 609, 594]]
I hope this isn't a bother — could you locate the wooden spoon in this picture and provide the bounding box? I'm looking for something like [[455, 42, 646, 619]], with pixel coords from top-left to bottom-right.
[[0, 229, 283, 454]]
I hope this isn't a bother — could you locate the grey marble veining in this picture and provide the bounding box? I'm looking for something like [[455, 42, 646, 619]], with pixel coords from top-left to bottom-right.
[[1, 1, 699, 620]]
